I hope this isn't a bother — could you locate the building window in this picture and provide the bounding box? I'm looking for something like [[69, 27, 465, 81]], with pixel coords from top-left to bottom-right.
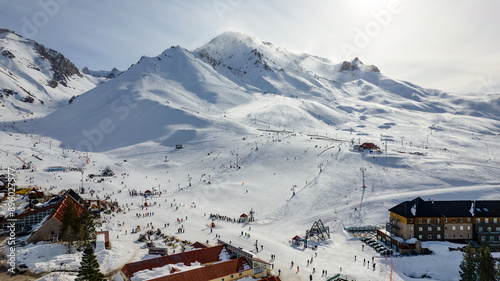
[[487, 227, 492, 232], [419, 227, 423, 231], [428, 235, 432, 239], [437, 226, 441, 231], [445, 226, 448, 230], [452, 218, 455, 223], [490, 236, 495, 241], [445, 234, 448, 238], [460, 234, 463, 238], [467, 218, 471, 222], [486, 218, 489, 223], [231, 275, 234, 278], [496, 227, 500, 232], [418, 219, 422, 224], [444, 218, 448, 223], [409, 226, 413, 231], [427, 218, 431, 224], [393, 214, 395, 218], [494, 218, 498, 223], [452, 226, 456, 231], [437, 234, 441, 239], [409, 219, 413, 223], [477, 218, 481, 223], [436, 218, 440, 224], [452, 234, 456, 238], [479, 227, 483, 232], [239, 273, 242, 276], [468, 234, 471, 238], [481, 236, 486, 242], [459, 218, 463, 222], [468, 226, 471, 230], [418, 235, 422, 239], [410, 235, 413, 238], [460, 226, 464, 230], [428, 227, 432, 231]]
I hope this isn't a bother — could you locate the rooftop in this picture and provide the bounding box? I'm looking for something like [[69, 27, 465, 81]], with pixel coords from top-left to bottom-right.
[[389, 197, 500, 218], [147, 257, 252, 281], [121, 244, 227, 279]]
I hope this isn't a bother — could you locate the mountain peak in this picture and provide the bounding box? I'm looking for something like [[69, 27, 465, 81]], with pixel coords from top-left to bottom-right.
[[339, 57, 380, 73], [0, 28, 21, 39], [208, 31, 257, 45]]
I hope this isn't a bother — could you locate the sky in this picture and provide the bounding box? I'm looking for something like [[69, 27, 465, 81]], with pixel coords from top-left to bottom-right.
[[0, 0, 499, 94]]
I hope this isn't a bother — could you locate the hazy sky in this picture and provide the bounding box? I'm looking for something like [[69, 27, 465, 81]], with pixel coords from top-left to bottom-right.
[[1, 0, 499, 94]]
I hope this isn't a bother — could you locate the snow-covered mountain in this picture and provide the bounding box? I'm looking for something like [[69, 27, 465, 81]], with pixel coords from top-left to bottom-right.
[[25, 31, 500, 152], [0, 28, 101, 121]]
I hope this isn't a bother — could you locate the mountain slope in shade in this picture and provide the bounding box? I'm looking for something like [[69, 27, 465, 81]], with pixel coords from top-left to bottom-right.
[[0, 28, 101, 121], [24, 32, 500, 152]]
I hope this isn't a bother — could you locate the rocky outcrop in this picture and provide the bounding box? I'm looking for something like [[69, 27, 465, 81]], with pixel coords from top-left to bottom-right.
[[339, 57, 380, 73], [33, 42, 82, 87]]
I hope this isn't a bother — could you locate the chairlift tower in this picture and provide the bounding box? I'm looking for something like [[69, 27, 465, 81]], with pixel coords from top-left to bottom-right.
[[360, 167, 366, 189]]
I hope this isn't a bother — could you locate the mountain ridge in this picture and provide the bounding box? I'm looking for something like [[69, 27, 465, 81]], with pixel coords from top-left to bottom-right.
[[16, 31, 500, 152], [0, 28, 100, 121]]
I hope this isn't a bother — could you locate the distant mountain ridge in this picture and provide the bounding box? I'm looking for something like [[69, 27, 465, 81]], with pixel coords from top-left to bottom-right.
[[23, 31, 500, 152], [82, 66, 122, 79], [0, 28, 99, 120]]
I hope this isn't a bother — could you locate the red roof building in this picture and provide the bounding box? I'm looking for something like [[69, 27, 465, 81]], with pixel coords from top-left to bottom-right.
[[147, 257, 252, 281], [260, 276, 282, 281], [120, 245, 227, 280]]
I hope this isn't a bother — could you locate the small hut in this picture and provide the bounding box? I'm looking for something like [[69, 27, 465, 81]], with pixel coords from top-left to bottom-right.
[[239, 213, 248, 223]]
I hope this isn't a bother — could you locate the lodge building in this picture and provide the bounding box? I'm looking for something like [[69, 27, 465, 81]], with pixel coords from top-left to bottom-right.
[[381, 197, 500, 252]]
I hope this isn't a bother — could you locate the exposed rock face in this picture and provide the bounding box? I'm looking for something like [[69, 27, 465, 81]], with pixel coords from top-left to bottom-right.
[[33, 42, 82, 87], [339, 57, 380, 73], [81, 66, 122, 79], [2, 49, 15, 59], [340, 61, 359, 72], [106, 67, 122, 78]]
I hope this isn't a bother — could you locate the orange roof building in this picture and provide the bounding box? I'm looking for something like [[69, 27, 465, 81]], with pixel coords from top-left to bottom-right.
[[25, 190, 85, 243]]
